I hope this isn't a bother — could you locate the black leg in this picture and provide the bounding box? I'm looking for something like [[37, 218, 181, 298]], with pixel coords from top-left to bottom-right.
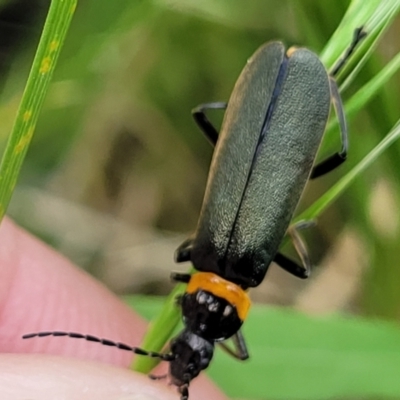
[[274, 252, 308, 279], [171, 272, 192, 283], [330, 27, 366, 78], [218, 330, 249, 360], [311, 78, 347, 179], [175, 238, 194, 263], [192, 102, 227, 146], [311, 27, 366, 179], [149, 374, 168, 380], [174, 294, 183, 308], [273, 220, 315, 279]]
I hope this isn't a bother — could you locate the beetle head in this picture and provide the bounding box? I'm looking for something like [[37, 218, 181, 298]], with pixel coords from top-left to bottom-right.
[[169, 329, 214, 390]]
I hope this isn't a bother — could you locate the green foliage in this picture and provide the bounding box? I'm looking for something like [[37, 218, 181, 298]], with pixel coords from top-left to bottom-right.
[[0, 0, 76, 220]]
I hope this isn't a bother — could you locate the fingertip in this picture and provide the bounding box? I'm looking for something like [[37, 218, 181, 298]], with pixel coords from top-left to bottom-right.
[[0, 353, 177, 400], [0, 219, 229, 400], [0, 218, 146, 366]]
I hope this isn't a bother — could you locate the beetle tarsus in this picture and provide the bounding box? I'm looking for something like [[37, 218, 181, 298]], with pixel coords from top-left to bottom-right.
[[192, 102, 227, 145], [311, 152, 346, 179], [171, 272, 192, 283], [149, 374, 168, 380], [218, 330, 249, 360], [274, 252, 310, 279], [330, 26, 367, 77]]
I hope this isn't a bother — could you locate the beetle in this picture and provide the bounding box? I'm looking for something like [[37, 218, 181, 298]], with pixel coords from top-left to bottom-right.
[[23, 28, 366, 400], [171, 27, 366, 358]]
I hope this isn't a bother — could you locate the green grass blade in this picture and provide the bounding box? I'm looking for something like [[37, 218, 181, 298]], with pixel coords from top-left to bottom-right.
[[131, 284, 184, 372], [297, 119, 400, 223], [320, 0, 400, 89], [326, 50, 400, 136], [0, 0, 77, 220]]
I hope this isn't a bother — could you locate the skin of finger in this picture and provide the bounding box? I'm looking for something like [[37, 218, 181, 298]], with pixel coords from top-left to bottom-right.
[[0, 217, 147, 366], [0, 353, 178, 400], [0, 218, 228, 400]]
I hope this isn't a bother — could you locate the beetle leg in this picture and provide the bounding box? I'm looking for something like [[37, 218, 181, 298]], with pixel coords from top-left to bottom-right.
[[171, 272, 192, 283], [274, 221, 314, 279], [175, 237, 194, 263], [218, 330, 249, 360], [310, 27, 366, 179], [287, 221, 312, 277], [149, 373, 168, 380], [274, 253, 309, 279], [192, 102, 227, 146], [174, 294, 184, 308], [310, 77, 348, 179], [330, 27, 366, 78]]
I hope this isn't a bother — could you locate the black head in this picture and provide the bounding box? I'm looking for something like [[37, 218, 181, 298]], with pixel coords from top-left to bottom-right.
[[180, 290, 243, 341], [169, 329, 214, 391]]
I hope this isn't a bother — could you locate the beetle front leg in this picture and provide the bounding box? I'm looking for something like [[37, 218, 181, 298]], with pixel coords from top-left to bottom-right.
[[192, 102, 227, 146], [171, 272, 192, 283], [274, 220, 315, 279], [218, 330, 249, 361]]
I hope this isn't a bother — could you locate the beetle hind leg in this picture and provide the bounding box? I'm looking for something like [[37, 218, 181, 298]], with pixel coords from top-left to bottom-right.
[[311, 27, 366, 179], [330, 27, 366, 78], [192, 102, 227, 146], [311, 78, 347, 179], [274, 220, 315, 279], [218, 330, 249, 360]]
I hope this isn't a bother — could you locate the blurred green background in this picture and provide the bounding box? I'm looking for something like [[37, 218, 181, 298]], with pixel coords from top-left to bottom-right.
[[1, 0, 400, 399]]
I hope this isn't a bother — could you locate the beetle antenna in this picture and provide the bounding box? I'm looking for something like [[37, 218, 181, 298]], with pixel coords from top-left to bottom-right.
[[22, 331, 174, 361], [179, 383, 189, 400]]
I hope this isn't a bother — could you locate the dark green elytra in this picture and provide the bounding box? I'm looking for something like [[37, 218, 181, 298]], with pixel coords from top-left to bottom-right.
[[190, 42, 331, 288]]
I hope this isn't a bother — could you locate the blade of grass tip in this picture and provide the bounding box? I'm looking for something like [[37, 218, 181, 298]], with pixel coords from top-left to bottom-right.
[[132, 283, 184, 373], [297, 119, 400, 223], [0, 0, 77, 222]]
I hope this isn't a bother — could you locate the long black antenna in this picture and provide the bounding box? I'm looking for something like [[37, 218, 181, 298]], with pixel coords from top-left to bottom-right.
[[22, 331, 175, 361]]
